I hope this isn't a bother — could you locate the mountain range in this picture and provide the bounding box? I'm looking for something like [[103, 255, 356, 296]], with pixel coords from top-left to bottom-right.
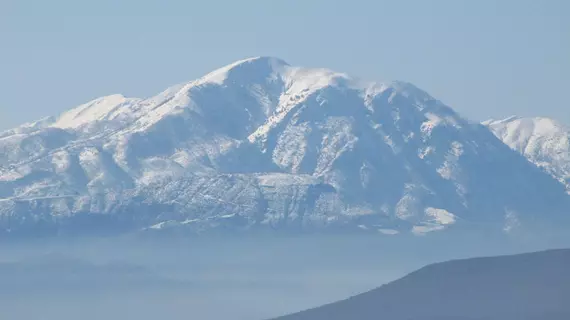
[[272, 248, 570, 320], [0, 57, 568, 237]]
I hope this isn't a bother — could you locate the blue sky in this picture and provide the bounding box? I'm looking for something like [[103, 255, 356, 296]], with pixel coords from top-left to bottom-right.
[[1, 0, 569, 128]]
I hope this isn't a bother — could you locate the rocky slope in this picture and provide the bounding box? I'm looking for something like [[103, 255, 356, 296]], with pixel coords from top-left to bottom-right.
[[0, 57, 568, 237]]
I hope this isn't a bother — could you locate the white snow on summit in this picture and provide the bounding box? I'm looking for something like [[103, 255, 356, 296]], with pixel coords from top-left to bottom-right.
[[197, 56, 289, 85]]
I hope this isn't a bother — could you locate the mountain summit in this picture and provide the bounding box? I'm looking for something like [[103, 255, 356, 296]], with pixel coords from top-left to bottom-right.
[[0, 57, 568, 237]]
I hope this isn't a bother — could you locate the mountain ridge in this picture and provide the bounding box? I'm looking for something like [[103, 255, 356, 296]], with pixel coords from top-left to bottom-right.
[[272, 248, 570, 320]]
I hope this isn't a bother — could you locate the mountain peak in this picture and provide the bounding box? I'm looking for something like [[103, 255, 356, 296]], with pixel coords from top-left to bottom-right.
[[198, 56, 290, 85], [240, 56, 289, 66]]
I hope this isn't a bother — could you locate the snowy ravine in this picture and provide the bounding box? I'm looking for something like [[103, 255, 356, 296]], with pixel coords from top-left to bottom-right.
[[484, 116, 570, 192], [0, 57, 568, 237]]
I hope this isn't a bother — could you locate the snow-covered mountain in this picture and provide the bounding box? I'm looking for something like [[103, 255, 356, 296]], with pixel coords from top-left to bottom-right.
[[0, 57, 568, 237], [484, 116, 570, 192]]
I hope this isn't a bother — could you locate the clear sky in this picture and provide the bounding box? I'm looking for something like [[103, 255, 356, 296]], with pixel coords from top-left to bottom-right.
[[1, 0, 569, 129]]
